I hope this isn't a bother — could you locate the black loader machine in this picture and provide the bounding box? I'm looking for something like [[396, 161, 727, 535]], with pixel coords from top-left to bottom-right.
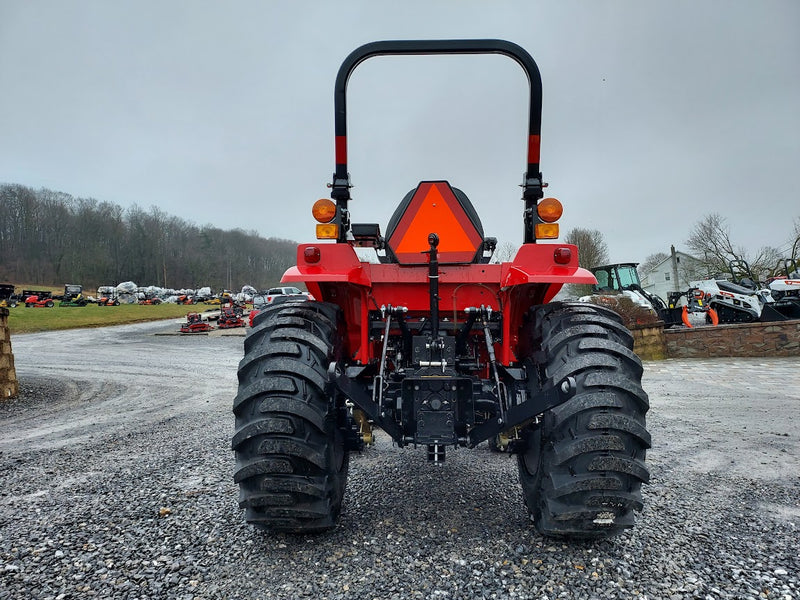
[[233, 40, 650, 538]]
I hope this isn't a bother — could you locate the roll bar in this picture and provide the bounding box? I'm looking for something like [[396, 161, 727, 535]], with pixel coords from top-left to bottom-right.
[[331, 39, 544, 243]]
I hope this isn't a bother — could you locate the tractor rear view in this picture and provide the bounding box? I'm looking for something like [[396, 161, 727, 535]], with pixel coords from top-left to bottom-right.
[[233, 40, 650, 539]]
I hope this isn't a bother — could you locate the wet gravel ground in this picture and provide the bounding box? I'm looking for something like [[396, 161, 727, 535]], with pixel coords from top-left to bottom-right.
[[1, 321, 798, 599]]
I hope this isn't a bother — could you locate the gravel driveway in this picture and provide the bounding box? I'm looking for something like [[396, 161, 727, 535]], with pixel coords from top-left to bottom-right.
[[1, 321, 798, 599]]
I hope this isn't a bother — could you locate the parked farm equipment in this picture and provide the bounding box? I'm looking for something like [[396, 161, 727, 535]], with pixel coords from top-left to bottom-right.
[[59, 284, 88, 307], [23, 290, 54, 308], [180, 312, 213, 333], [97, 286, 120, 306], [687, 260, 800, 323], [580, 263, 686, 327], [667, 288, 720, 328], [584, 259, 800, 329], [138, 294, 162, 305], [767, 258, 800, 304], [232, 40, 650, 539], [218, 306, 245, 329], [0, 284, 21, 308]]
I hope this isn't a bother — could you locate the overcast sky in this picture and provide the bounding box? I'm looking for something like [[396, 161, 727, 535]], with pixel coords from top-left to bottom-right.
[[1, 1, 798, 264]]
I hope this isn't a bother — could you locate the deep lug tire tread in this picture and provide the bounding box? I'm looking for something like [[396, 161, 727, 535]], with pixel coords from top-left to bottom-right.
[[233, 301, 348, 533], [517, 301, 650, 539]]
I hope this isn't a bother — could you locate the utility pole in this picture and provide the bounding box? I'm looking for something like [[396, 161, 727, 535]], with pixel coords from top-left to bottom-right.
[[670, 245, 680, 293]]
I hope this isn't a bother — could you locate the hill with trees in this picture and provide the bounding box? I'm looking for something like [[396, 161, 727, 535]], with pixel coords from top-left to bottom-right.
[[0, 184, 297, 291]]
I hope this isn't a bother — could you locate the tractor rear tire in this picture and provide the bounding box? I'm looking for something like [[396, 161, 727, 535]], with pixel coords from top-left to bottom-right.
[[517, 302, 650, 538], [232, 300, 349, 533]]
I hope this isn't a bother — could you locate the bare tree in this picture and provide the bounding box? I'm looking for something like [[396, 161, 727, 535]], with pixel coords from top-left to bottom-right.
[[490, 241, 518, 263], [563, 228, 609, 297], [564, 228, 609, 270], [686, 213, 780, 282], [638, 252, 669, 276], [768, 218, 800, 277]]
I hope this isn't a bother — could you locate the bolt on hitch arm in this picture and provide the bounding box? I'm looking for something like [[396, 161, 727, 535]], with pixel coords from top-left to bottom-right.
[[466, 375, 577, 448]]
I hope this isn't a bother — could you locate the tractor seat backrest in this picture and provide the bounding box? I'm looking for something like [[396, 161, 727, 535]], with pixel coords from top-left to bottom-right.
[[716, 280, 758, 296], [384, 181, 486, 265]]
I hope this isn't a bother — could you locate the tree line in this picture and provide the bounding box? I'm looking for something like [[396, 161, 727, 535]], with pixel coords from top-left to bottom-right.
[[0, 184, 298, 291]]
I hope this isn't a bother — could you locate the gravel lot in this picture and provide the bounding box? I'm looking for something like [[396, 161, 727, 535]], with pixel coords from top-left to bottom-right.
[[1, 320, 798, 599]]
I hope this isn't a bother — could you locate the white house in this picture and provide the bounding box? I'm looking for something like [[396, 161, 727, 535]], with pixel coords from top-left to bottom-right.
[[640, 247, 704, 303]]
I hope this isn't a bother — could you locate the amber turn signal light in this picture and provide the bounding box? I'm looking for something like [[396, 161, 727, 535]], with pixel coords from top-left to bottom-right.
[[316, 223, 339, 239], [537, 197, 562, 223], [535, 223, 559, 239], [312, 198, 337, 223]]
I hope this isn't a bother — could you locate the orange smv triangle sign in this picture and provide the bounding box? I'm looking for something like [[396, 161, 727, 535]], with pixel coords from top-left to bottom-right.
[[393, 184, 478, 257]]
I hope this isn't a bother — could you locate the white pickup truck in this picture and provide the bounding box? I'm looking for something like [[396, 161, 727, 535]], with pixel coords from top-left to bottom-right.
[[249, 287, 313, 327], [254, 287, 313, 308]]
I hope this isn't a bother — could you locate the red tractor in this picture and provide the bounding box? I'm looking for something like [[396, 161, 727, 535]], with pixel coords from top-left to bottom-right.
[[233, 40, 650, 538]]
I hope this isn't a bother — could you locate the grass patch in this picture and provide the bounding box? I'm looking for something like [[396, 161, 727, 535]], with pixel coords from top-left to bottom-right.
[[7, 303, 210, 334]]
